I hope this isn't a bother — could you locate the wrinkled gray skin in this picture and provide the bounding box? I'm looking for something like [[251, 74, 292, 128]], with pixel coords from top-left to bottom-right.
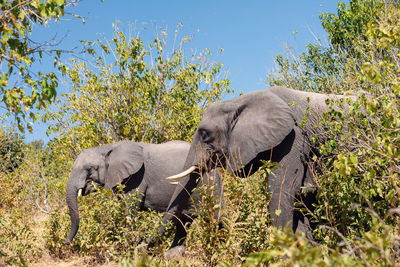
[[160, 86, 352, 241], [65, 140, 224, 258]]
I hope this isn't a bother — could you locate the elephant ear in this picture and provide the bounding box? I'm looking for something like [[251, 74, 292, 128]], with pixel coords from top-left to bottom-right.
[[227, 90, 295, 170], [104, 141, 144, 190]]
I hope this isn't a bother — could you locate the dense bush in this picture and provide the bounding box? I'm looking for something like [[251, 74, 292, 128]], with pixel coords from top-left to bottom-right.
[[0, 130, 47, 266], [266, 0, 400, 265], [0, 127, 24, 173], [186, 164, 273, 266], [45, 186, 169, 263]]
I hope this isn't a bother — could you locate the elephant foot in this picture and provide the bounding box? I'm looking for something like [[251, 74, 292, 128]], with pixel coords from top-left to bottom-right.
[[164, 245, 186, 260], [295, 217, 314, 240], [146, 236, 161, 250]]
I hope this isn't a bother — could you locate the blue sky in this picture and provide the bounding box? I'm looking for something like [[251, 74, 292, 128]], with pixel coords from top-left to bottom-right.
[[20, 0, 348, 143]]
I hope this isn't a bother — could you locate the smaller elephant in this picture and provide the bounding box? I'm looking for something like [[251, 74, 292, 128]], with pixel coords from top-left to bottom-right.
[[64, 140, 225, 257]]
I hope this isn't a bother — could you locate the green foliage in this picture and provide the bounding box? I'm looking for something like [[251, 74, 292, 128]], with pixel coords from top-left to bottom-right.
[[44, 208, 71, 258], [46, 185, 169, 263], [268, 0, 383, 93], [0, 0, 95, 132], [268, 0, 400, 265], [0, 141, 46, 266], [1, 136, 63, 214], [185, 163, 274, 266], [47, 24, 231, 152], [117, 255, 188, 267], [320, 0, 383, 53], [238, 215, 399, 267], [313, 0, 400, 238], [0, 214, 42, 267], [269, 43, 344, 93], [0, 126, 24, 173], [223, 162, 273, 259], [0, 129, 69, 265], [187, 174, 228, 266]]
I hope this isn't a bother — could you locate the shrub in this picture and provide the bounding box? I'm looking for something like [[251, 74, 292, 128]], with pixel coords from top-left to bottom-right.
[[265, 0, 400, 264], [185, 163, 275, 266], [45, 185, 171, 263], [0, 208, 42, 266], [0, 127, 24, 173]]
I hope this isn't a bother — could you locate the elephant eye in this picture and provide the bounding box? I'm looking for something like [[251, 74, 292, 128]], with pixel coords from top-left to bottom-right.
[[86, 166, 99, 177], [199, 128, 213, 143]]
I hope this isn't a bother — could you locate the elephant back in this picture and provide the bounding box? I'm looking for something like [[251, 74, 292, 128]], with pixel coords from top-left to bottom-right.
[[142, 141, 191, 177]]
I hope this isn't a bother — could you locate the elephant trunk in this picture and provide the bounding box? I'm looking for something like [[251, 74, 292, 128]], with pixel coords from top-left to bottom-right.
[[65, 179, 80, 244], [163, 136, 203, 221]]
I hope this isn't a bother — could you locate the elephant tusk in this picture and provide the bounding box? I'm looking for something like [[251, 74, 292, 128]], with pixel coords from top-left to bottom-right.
[[78, 188, 82, 197], [166, 166, 196, 180], [170, 181, 179, 186]]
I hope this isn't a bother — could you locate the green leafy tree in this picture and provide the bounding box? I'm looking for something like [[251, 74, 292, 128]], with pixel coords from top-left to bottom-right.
[[268, 0, 383, 93], [47, 25, 231, 153], [320, 0, 384, 53], [0, 0, 95, 132]]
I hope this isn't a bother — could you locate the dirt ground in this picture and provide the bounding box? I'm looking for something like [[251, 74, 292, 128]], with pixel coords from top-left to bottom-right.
[[32, 254, 116, 267]]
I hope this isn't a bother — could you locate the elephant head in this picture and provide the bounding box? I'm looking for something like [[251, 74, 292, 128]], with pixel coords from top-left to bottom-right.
[[168, 88, 296, 179], [64, 141, 144, 244]]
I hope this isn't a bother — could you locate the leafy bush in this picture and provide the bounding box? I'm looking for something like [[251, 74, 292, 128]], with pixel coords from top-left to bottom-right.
[[46, 185, 170, 263], [0, 214, 42, 267], [0, 127, 24, 173], [268, 0, 384, 94], [0, 134, 59, 266], [312, 0, 400, 240], [265, 0, 400, 265], [186, 172, 230, 266], [236, 212, 400, 267], [184, 163, 274, 266]]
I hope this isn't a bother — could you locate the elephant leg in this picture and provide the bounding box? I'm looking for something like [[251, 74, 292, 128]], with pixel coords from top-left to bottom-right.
[[164, 245, 186, 259], [171, 216, 191, 248], [165, 215, 193, 259], [294, 208, 313, 240], [148, 175, 199, 251], [268, 146, 305, 231], [293, 164, 317, 239], [207, 168, 226, 222]]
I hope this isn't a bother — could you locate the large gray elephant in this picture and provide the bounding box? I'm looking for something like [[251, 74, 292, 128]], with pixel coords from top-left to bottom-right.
[[64, 140, 224, 257], [161, 86, 353, 240]]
